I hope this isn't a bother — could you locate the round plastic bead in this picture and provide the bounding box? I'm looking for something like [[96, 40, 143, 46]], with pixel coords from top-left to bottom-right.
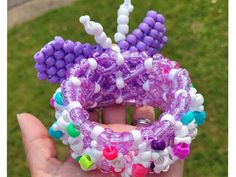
[[126, 34, 137, 45], [49, 125, 63, 139], [79, 154, 93, 170], [37, 72, 47, 80], [173, 143, 190, 160], [55, 92, 64, 105], [66, 123, 80, 137], [35, 63, 46, 72], [45, 56, 56, 67], [42, 44, 54, 56], [132, 164, 149, 177], [65, 53, 75, 63], [154, 22, 162, 31], [63, 40, 74, 53], [55, 60, 65, 69], [157, 14, 165, 24], [103, 146, 118, 160], [73, 42, 83, 56], [180, 111, 195, 125], [57, 68, 66, 77], [146, 10, 158, 21], [136, 41, 146, 51], [138, 23, 150, 34], [52, 36, 64, 50], [143, 36, 154, 46], [132, 29, 143, 40], [149, 29, 159, 38], [118, 40, 129, 50], [193, 111, 206, 126], [47, 66, 57, 75], [34, 52, 45, 63], [143, 17, 155, 27], [83, 43, 93, 57], [54, 50, 65, 60], [49, 76, 59, 84], [151, 139, 166, 150]]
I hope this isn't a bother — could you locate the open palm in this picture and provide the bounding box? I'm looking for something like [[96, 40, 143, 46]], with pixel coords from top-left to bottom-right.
[[18, 106, 184, 177]]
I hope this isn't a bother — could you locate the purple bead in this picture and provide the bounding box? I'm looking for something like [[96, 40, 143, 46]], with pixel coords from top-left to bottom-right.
[[132, 29, 143, 40], [34, 52, 45, 63], [126, 34, 137, 45], [37, 72, 47, 80], [136, 41, 146, 51], [54, 50, 65, 60], [118, 40, 129, 50], [47, 66, 57, 75], [52, 36, 64, 50], [162, 36, 168, 44], [147, 47, 156, 55], [154, 22, 163, 32], [151, 140, 166, 150], [74, 56, 84, 64], [151, 40, 159, 48], [73, 42, 83, 56], [49, 76, 59, 84], [93, 45, 104, 54], [146, 10, 158, 21], [55, 60, 65, 69], [42, 44, 54, 57], [129, 46, 138, 52], [157, 14, 165, 24], [157, 32, 164, 40], [83, 43, 93, 57], [63, 40, 74, 53], [143, 36, 154, 46], [143, 17, 155, 27], [45, 56, 56, 67], [57, 68, 66, 77], [138, 23, 150, 34], [65, 53, 75, 63], [149, 29, 159, 38], [35, 63, 46, 72]]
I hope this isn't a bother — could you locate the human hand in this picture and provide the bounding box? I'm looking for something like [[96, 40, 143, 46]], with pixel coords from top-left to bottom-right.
[[17, 106, 184, 177]]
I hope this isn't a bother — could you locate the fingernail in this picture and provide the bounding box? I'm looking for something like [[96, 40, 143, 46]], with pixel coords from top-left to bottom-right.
[[17, 114, 21, 122]]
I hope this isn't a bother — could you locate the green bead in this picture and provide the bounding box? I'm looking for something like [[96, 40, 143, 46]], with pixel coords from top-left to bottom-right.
[[76, 156, 82, 162], [66, 123, 80, 137], [181, 111, 195, 125], [79, 154, 93, 170], [55, 92, 64, 105]]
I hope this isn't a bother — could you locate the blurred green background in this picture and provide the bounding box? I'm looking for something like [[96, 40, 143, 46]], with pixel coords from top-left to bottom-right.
[[8, 0, 228, 176]]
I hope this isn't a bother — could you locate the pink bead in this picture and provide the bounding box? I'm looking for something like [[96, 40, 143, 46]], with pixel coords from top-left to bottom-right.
[[173, 143, 190, 160], [103, 146, 118, 160], [50, 97, 55, 108], [132, 164, 148, 177]]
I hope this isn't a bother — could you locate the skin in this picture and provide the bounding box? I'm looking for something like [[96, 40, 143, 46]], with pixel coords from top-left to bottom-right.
[[17, 105, 184, 177]]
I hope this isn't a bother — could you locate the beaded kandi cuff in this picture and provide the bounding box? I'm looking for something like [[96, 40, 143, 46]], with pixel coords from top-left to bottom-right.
[[33, 1, 206, 177]]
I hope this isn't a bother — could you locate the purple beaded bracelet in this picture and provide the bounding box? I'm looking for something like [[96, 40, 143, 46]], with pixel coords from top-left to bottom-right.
[[33, 1, 206, 177]]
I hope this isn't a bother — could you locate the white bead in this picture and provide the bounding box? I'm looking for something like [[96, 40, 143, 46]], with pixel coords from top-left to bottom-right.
[[94, 83, 101, 93], [118, 7, 129, 16], [88, 58, 97, 70], [70, 77, 81, 87], [168, 69, 178, 80], [68, 137, 77, 144], [67, 101, 82, 112], [139, 151, 152, 161], [116, 77, 125, 89], [92, 23, 103, 36], [57, 116, 69, 129], [175, 125, 189, 138], [95, 32, 107, 44], [91, 126, 104, 140], [62, 110, 70, 122], [152, 152, 160, 161], [111, 44, 121, 53], [79, 15, 90, 24], [191, 93, 204, 106], [114, 32, 126, 42], [116, 53, 124, 66], [174, 136, 192, 144], [91, 140, 97, 148], [71, 151, 79, 159], [117, 15, 129, 24], [130, 130, 142, 143], [52, 123, 59, 131], [117, 24, 129, 34], [71, 142, 83, 153], [143, 80, 150, 91], [101, 38, 112, 49], [144, 58, 153, 70], [115, 96, 123, 104], [161, 114, 175, 124], [138, 142, 146, 151]]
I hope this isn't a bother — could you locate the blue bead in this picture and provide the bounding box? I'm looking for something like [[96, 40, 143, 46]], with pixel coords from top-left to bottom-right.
[[193, 111, 206, 126], [55, 92, 64, 105], [49, 126, 63, 139], [181, 111, 194, 125]]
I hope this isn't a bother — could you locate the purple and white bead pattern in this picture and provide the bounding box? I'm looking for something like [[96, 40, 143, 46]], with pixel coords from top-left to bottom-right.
[[33, 1, 206, 176]]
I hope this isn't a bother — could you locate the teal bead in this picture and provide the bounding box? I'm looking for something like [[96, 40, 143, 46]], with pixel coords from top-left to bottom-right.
[[193, 111, 206, 126], [181, 111, 195, 125], [55, 92, 64, 105], [49, 126, 63, 139]]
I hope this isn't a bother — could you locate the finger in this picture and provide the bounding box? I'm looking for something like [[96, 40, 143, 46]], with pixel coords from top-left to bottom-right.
[[132, 106, 155, 124], [102, 105, 126, 124], [88, 109, 99, 122], [17, 113, 60, 173]]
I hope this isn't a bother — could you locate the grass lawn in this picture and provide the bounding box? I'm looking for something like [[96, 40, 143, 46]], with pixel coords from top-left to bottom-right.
[[7, 0, 228, 176]]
